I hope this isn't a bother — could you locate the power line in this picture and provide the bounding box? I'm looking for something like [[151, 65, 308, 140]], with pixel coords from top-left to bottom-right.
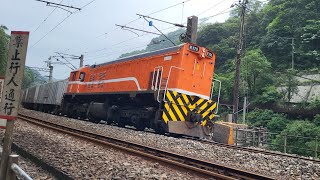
[[35, 0, 81, 11], [137, 14, 186, 27], [142, 17, 176, 46], [33, 0, 65, 33], [70, 0, 194, 55], [95, 0, 194, 38], [31, 0, 98, 48], [31, 12, 73, 48], [85, 25, 178, 57], [86, 34, 178, 61], [196, 0, 226, 16], [80, 0, 98, 9], [85, 8, 230, 57], [115, 24, 161, 36]]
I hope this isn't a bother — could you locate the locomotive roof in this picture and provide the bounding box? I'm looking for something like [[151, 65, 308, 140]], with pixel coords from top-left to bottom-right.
[[90, 43, 185, 68]]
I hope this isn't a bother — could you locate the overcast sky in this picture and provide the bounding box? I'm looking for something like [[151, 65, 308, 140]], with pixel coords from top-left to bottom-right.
[[1, 0, 234, 79]]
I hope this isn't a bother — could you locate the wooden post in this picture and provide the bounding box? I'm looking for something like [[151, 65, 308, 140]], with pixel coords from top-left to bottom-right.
[[6, 154, 19, 180], [284, 134, 287, 153], [315, 136, 318, 159], [252, 130, 255, 146], [235, 128, 238, 146], [0, 31, 29, 179]]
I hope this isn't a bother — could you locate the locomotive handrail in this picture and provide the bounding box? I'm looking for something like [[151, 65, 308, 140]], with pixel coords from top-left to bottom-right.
[[152, 66, 163, 91], [152, 66, 164, 102], [202, 62, 206, 78], [211, 79, 221, 114], [163, 66, 184, 102]]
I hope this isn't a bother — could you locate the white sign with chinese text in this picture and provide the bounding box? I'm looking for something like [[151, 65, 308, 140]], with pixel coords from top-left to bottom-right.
[[0, 31, 29, 122]]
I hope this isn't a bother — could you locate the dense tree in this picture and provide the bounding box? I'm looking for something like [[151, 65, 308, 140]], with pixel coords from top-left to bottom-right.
[[241, 48, 273, 97], [272, 120, 320, 156], [0, 25, 10, 75], [260, 0, 320, 70]]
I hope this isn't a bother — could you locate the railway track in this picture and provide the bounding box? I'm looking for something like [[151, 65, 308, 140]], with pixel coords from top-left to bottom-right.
[[189, 138, 320, 164], [11, 143, 73, 180], [18, 113, 275, 180]]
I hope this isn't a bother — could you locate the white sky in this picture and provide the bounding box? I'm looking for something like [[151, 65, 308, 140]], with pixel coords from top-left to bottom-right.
[[1, 0, 235, 79]]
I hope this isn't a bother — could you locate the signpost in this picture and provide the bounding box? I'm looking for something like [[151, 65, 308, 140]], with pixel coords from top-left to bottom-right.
[[0, 31, 29, 179]]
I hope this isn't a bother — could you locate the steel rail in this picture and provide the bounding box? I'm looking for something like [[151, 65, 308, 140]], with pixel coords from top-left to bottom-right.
[[190, 138, 320, 164], [11, 143, 73, 180], [18, 113, 275, 180]]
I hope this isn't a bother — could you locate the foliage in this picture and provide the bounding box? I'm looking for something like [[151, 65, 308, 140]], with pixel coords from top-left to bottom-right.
[[22, 67, 47, 89], [213, 73, 234, 103], [241, 49, 273, 97], [118, 28, 185, 58], [272, 120, 320, 156], [275, 69, 299, 103], [260, 0, 320, 70], [308, 96, 320, 109], [246, 108, 289, 132], [118, 49, 146, 58], [253, 85, 281, 105], [314, 114, 320, 126], [0, 25, 10, 76]]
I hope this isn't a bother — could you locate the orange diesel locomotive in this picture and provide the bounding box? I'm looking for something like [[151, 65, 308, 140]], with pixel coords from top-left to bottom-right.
[[62, 43, 218, 137]]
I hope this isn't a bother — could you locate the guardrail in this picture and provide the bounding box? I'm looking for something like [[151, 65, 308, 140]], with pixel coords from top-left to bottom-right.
[[1, 153, 33, 180]]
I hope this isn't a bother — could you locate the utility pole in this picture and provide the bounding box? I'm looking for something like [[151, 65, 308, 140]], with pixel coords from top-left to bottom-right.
[[79, 54, 84, 68], [232, 0, 248, 123]]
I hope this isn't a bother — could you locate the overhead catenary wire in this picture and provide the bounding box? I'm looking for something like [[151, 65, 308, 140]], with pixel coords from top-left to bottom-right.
[[33, 0, 65, 33], [31, 0, 98, 48], [31, 12, 73, 48], [95, 0, 194, 38], [196, 0, 226, 16], [85, 25, 179, 58], [85, 37, 175, 61], [35, 0, 81, 10], [85, 7, 232, 57]]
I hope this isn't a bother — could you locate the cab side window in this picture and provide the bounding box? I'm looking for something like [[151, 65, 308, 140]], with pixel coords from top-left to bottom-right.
[[71, 72, 77, 81], [79, 72, 86, 82]]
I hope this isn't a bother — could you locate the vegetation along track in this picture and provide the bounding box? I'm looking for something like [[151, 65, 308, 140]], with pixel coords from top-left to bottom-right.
[[190, 138, 320, 164], [18, 113, 275, 180]]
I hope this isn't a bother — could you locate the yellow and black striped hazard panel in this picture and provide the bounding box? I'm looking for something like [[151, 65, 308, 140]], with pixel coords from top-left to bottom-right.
[[162, 90, 216, 124]]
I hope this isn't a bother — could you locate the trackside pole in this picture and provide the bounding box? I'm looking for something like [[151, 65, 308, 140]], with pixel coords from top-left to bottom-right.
[[0, 31, 29, 179]]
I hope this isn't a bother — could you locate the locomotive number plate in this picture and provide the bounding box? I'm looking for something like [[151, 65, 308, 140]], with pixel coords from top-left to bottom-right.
[[189, 45, 199, 52], [207, 51, 213, 58]]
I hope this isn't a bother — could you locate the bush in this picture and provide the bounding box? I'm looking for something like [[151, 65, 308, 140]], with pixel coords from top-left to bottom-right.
[[246, 109, 288, 133], [253, 86, 281, 105], [272, 121, 320, 157]]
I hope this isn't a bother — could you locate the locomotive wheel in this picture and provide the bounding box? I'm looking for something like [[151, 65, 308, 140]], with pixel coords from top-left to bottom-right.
[[118, 118, 125, 128], [88, 113, 101, 123], [131, 115, 145, 131]]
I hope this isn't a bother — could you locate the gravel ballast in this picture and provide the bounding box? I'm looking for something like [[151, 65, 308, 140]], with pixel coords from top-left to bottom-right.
[[20, 108, 320, 179], [7, 118, 206, 179]]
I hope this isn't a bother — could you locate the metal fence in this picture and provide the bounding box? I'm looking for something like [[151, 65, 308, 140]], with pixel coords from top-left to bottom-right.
[[234, 127, 319, 159]]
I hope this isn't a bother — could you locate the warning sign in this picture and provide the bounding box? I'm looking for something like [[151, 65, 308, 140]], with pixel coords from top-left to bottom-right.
[[0, 31, 29, 123]]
